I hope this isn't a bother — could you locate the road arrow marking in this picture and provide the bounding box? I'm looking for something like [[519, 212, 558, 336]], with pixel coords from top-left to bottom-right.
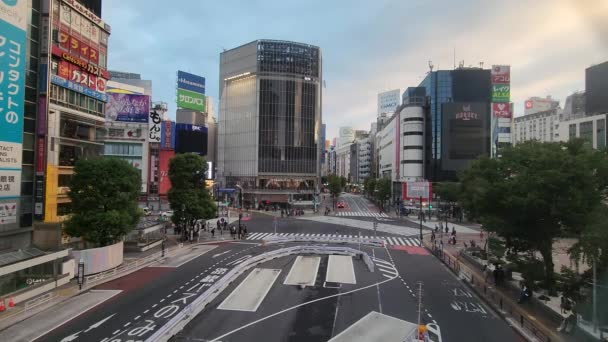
[[84, 313, 116, 332], [212, 250, 232, 258], [60, 331, 82, 342]]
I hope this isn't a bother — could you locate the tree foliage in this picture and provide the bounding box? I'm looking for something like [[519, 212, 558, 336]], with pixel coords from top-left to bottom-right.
[[363, 177, 376, 198], [434, 182, 461, 203], [168, 154, 216, 228], [65, 157, 141, 247], [459, 140, 608, 289], [328, 175, 342, 199], [375, 177, 392, 207]]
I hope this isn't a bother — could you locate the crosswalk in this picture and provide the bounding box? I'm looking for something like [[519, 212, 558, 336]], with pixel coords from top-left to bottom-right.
[[336, 211, 390, 218], [245, 232, 420, 246]]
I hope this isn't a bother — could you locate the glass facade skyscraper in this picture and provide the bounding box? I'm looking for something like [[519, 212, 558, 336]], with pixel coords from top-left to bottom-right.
[[218, 40, 322, 207], [416, 69, 491, 181]]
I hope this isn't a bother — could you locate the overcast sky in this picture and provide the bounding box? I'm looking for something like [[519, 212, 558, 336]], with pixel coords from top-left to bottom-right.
[[103, 0, 607, 140]]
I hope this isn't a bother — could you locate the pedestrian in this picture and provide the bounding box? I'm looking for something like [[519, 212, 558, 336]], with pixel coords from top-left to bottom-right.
[[211, 225, 215, 238], [518, 283, 532, 303], [445, 226, 449, 234], [238, 225, 242, 239], [243, 225, 248, 238], [492, 266, 498, 285], [451, 226, 456, 236], [431, 231, 436, 242]]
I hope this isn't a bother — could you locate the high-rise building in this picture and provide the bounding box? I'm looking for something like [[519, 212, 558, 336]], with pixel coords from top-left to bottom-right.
[[416, 68, 492, 181], [562, 91, 586, 121], [585, 61, 608, 116], [217, 40, 322, 207], [377, 89, 400, 116], [557, 113, 607, 150]]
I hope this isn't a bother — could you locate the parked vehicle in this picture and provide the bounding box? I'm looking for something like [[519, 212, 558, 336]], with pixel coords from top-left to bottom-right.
[[161, 210, 174, 218]]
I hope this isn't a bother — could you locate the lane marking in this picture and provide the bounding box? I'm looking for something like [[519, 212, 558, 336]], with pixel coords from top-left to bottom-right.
[[218, 268, 282, 312]]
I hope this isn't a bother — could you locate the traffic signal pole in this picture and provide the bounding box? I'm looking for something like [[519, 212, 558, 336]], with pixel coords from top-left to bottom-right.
[[419, 195, 423, 246]]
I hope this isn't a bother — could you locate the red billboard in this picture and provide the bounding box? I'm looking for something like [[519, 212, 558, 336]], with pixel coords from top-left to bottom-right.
[[491, 65, 510, 84], [158, 150, 175, 195], [492, 103, 512, 118]]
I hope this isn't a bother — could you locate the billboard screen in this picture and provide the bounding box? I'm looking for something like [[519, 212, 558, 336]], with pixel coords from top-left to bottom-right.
[[0, 0, 27, 203], [403, 181, 432, 201], [451, 69, 491, 102], [161, 121, 176, 150], [491, 65, 510, 84], [158, 150, 174, 195], [442, 102, 490, 171], [175, 123, 208, 156], [106, 94, 150, 122], [177, 71, 205, 94], [177, 88, 205, 112]]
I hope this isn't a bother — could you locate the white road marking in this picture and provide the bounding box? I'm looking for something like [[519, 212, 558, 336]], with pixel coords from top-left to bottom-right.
[[326, 255, 356, 284], [218, 268, 282, 312], [284, 256, 321, 286]]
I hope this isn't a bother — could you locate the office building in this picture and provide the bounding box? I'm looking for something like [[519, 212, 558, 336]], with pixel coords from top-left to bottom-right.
[[512, 108, 560, 145], [108, 70, 153, 97], [557, 113, 607, 150], [562, 91, 586, 121], [217, 40, 322, 207], [377, 89, 400, 116], [357, 137, 372, 182], [585, 61, 608, 116]]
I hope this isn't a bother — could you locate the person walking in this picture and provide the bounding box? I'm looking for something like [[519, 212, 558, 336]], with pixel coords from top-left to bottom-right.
[[431, 231, 436, 242], [211, 225, 215, 238], [445, 226, 449, 234]]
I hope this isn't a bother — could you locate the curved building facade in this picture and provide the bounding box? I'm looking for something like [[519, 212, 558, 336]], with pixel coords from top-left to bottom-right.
[[400, 106, 424, 181], [218, 40, 322, 207]]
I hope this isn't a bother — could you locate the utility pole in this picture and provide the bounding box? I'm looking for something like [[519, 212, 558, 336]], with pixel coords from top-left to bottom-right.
[[593, 259, 598, 332], [419, 196, 423, 246]]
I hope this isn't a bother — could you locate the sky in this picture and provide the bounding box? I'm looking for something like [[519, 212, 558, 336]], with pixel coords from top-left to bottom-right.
[[102, 0, 608, 140]]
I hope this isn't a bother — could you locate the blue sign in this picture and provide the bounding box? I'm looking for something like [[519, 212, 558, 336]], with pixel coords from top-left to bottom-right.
[[177, 70, 205, 94], [51, 75, 109, 102], [160, 121, 176, 149], [0, 18, 26, 145], [39, 63, 47, 94], [218, 188, 236, 193]]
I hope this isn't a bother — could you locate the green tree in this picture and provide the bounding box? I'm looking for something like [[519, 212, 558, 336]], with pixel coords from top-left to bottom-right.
[[340, 176, 347, 188], [375, 178, 392, 208], [459, 140, 608, 290], [363, 177, 376, 198], [434, 182, 460, 203], [328, 175, 342, 208], [65, 157, 141, 247], [168, 154, 216, 235]]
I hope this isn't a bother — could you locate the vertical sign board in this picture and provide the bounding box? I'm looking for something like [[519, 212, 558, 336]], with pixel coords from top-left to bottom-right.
[[491, 65, 511, 157], [0, 0, 28, 225], [148, 109, 161, 143], [176, 70, 206, 112], [158, 150, 174, 195]]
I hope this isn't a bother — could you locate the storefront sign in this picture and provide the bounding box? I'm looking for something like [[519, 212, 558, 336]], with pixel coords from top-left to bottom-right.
[[0, 201, 18, 225], [0, 0, 28, 202], [492, 103, 512, 118], [454, 104, 480, 121], [149, 110, 162, 143], [491, 84, 510, 103], [51, 74, 108, 102], [52, 45, 108, 78], [36, 137, 46, 174], [62, 0, 109, 31]]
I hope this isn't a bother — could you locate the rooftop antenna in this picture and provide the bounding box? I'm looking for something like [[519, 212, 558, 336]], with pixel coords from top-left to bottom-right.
[[479, 61, 484, 69], [453, 47, 456, 69], [428, 60, 434, 73]]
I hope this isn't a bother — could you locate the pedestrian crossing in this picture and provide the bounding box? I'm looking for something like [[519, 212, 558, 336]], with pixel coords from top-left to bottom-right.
[[336, 211, 390, 218], [245, 232, 420, 246]]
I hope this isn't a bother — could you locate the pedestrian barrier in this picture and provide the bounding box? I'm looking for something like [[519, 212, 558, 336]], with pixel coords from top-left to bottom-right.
[[262, 235, 385, 248], [426, 241, 554, 342], [147, 245, 376, 342]]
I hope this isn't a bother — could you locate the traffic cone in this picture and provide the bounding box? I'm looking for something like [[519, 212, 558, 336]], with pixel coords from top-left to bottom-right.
[[8, 297, 14, 309], [0, 299, 5, 312]]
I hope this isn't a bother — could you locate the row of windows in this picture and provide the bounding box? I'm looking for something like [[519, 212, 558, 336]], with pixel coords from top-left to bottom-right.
[[49, 84, 105, 117], [104, 143, 143, 156]]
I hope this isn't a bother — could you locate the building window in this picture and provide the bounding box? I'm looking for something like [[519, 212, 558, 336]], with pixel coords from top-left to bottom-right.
[[569, 124, 577, 139], [597, 119, 606, 149], [579, 121, 593, 144]]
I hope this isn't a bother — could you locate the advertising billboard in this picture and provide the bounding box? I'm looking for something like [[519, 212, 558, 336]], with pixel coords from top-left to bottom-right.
[[106, 94, 150, 122], [161, 121, 176, 150], [492, 103, 512, 118], [441, 102, 490, 171], [177, 71, 205, 94], [148, 109, 162, 143], [158, 150, 174, 195], [403, 181, 432, 201], [491, 84, 510, 103], [0, 0, 27, 204], [175, 123, 208, 156], [177, 88, 206, 112], [491, 65, 510, 84], [377, 89, 400, 115]]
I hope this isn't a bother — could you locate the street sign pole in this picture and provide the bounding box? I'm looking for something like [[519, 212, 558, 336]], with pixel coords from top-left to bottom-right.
[[419, 196, 423, 246]]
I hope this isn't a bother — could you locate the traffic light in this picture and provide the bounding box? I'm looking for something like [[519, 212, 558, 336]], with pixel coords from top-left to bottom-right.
[[429, 204, 433, 209]]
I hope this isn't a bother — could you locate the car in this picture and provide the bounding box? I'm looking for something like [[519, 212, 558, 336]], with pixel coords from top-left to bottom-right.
[[161, 210, 174, 218], [337, 202, 345, 208], [142, 207, 152, 216]]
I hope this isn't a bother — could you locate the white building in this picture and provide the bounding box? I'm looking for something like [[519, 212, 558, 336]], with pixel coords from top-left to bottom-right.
[[399, 106, 424, 181], [512, 109, 561, 145], [357, 137, 372, 181], [557, 113, 607, 149], [378, 114, 397, 181]]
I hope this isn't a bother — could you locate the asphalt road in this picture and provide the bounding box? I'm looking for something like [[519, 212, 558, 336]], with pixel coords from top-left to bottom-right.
[[32, 200, 520, 342]]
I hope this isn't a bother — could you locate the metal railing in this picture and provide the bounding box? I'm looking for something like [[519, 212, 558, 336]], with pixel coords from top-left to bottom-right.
[[147, 245, 373, 342], [426, 242, 554, 342]]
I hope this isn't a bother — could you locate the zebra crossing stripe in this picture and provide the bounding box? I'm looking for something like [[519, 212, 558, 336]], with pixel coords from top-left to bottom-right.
[[396, 238, 406, 245], [247, 233, 261, 240], [378, 266, 397, 276], [373, 258, 393, 266]]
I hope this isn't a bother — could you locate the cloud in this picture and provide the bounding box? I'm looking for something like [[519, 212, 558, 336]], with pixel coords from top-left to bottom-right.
[[102, 0, 608, 140]]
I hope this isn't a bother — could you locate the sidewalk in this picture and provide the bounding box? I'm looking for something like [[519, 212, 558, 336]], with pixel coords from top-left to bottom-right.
[[428, 232, 582, 342]]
